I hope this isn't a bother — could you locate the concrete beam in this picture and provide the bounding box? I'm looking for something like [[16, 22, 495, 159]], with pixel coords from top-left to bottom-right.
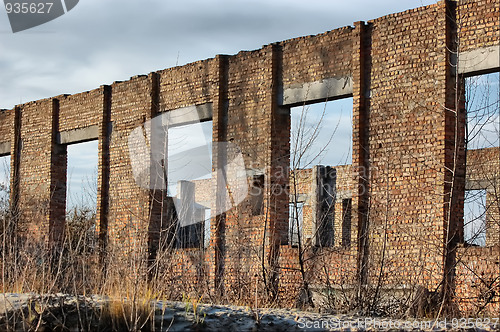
[[289, 193, 309, 203], [57, 125, 99, 145], [281, 77, 353, 106], [465, 179, 498, 191], [336, 190, 352, 200], [0, 142, 10, 156], [458, 45, 500, 76], [163, 103, 213, 128]]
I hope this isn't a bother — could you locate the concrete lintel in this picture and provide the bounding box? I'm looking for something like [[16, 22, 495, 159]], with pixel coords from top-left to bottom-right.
[[246, 168, 265, 177], [281, 77, 353, 106], [290, 193, 309, 204], [458, 45, 500, 76], [336, 190, 352, 200], [0, 142, 10, 156], [465, 179, 498, 191], [163, 103, 213, 128], [57, 125, 99, 145]]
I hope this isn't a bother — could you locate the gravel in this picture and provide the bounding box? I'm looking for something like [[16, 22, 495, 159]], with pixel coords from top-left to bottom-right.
[[0, 293, 496, 331]]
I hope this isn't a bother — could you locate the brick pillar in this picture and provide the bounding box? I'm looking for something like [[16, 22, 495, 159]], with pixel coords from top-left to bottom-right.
[[443, 0, 466, 304], [96, 85, 112, 258], [352, 21, 371, 288], [107, 75, 157, 254], [267, 43, 289, 301], [48, 98, 67, 247], [209, 54, 229, 297], [16, 98, 67, 249], [9, 107, 21, 245]]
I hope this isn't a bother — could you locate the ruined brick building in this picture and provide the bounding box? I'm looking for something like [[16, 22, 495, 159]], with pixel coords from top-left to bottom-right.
[[0, 0, 499, 314]]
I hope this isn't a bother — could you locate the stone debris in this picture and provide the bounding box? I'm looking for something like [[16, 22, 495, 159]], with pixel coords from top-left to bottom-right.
[[0, 293, 498, 331]]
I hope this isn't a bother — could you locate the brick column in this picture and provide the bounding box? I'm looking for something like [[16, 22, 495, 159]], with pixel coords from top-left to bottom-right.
[[352, 21, 371, 287], [209, 54, 229, 297], [16, 98, 66, 249], [96, 85, 112, 257]]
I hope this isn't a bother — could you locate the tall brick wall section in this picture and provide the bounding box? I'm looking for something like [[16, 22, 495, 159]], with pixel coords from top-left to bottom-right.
[[58, 89, 104, 132], [281, 27, 353, 88], [57, 87, 111, 251], [366, 3, 450, 289], [457, 0, 500, 52], [154, 58, 219, 297], [277, 22, 361, 303], [221, 47, 280, 301], [15, 99, 66, 245], [158, 59, 215, 110], [1, 0, 498, 311], [107, 76, 156, 251], [0, 109, 13, 145], [455, 0, 499, 316]]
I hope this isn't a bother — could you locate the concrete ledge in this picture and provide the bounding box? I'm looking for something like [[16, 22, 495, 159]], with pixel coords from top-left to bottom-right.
[[281, 77, 353, 106], [289, 193, 309, 203], [336, 190, 352, 200], [458, 45, 500, 76], [57, 125, 99, 145], [162, 103, 213, 128], [465, 179, 498, 191], [0, 142, 10, 156]]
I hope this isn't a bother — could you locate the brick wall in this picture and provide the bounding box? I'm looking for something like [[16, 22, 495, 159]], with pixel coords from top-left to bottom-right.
[[457, 0, 500, 52], [281, 27, 353, 89], [16, 99, 65, 245], [366, 3, 449, 290], [59, 88, 104, 132], [108, 75, 155, 251], [455, 246, 500, 315], [0, 109, 12, 144], [1, 0, 498, 312], [456, 147, 500, 316], [158, 59, 215, 111]]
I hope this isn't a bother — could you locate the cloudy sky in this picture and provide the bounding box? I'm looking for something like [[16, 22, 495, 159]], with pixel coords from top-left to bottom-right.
[[0, 0, 437, 208], [0, 0, 437, 108]]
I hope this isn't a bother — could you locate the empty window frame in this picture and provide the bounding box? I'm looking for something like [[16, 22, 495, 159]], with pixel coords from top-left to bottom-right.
[[168, 120, 213, 249], [176, 222, 203, 249], [66, 140, 98, 215], [289, 98, 352, 247], [174, 180, 208, 249], [465, 72, 499, 150], [290, 98, 353, 169], [64, 140, 98, 251], [464, 189, 487, 247], [463, 72, 498, 247], [0, 155, 10, 217]]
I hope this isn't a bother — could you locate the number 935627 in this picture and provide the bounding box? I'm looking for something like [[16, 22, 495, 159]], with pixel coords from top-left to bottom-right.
[[5, 2, 53, 14]]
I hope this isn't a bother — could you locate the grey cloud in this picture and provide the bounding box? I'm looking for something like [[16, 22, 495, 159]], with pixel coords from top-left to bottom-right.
[[1, 0, 436, 108]]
